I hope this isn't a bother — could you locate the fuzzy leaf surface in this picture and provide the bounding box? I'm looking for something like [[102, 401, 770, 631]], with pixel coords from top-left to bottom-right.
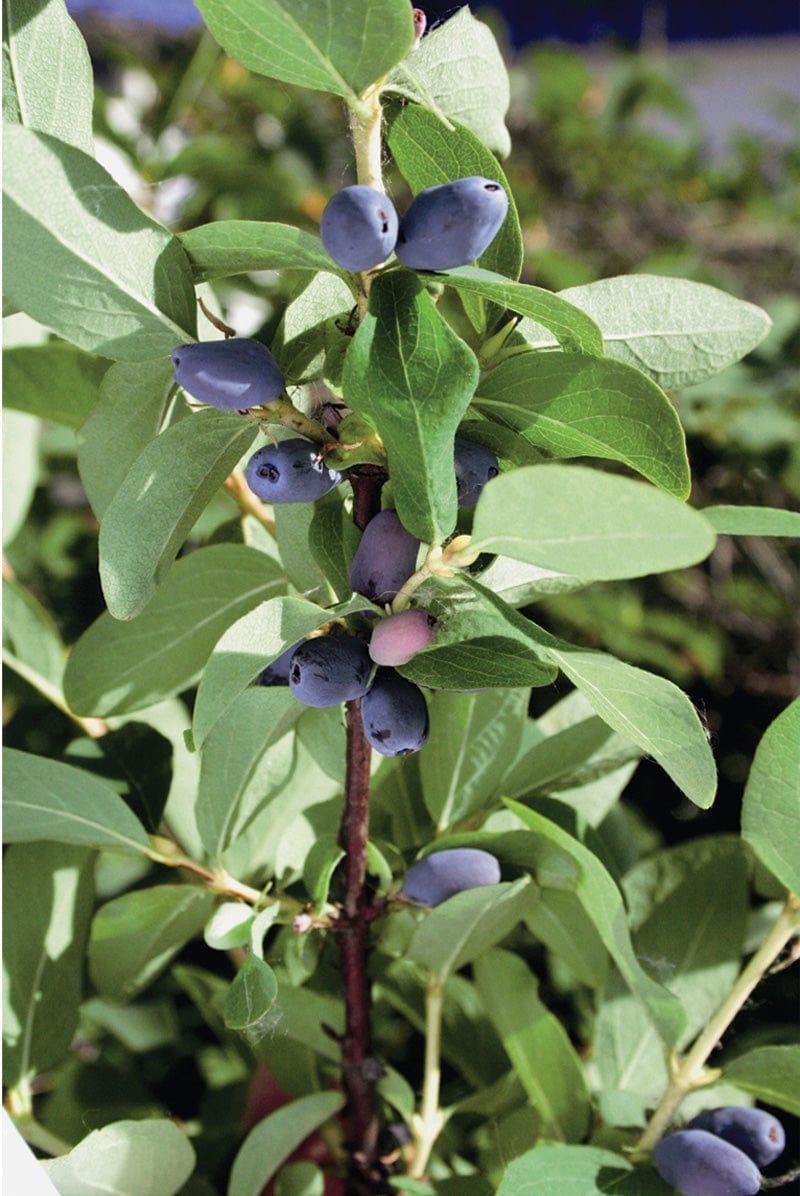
[[3, 0, 94, 152], [3, 125, 197, 358], [195, 0, 414, 101], [471, 465, 715, 579], [41, 1119, 196, 1196], [385, 7, 511, 156], [180, 220, 348, 283]]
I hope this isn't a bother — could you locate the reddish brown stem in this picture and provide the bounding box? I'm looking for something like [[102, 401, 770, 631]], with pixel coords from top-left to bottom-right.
[[336, 700, 385, 1190], [350, 465, 389, 531]]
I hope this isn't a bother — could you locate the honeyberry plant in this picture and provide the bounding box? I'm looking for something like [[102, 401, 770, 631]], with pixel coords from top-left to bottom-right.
[[3, 2, 800, 1195]]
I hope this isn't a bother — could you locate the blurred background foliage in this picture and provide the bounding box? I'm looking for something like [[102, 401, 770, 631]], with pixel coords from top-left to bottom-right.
[[3, 7, 799, 1182]]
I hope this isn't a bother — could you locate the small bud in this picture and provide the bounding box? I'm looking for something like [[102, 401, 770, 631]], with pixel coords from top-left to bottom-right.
[[293, 912, 313, 934]]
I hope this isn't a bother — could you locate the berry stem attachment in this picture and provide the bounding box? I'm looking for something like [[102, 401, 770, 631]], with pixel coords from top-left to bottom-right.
[[408, 973, 446, 1180], [349, 80, 387, 320], [634, 893, 800, 1156]]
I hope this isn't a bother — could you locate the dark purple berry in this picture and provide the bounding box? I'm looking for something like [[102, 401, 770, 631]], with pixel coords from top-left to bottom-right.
[[395, 176, 509, 271], [288, 636, 372, 708], [361, 670, 429, 757], [402, 848, 502, 906], [686, 1107, 785, 1168], [320, 185, 399, 272], [171, 338, 284, 410], [246, 439, 343, 503], [369, 609, 438, 666], [255, 642, 301, 687], [653, 1130, 762, 1196], [454, 437, 499, 507], [349, 510, 421, 604]]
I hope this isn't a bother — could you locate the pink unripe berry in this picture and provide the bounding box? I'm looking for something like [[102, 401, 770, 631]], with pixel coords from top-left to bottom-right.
[[369, 608, 438, 666]]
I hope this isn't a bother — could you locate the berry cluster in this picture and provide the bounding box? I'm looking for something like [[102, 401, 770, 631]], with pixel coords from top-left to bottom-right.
[[654, 1107, 786, 1196], [320, 176, 509, 273]]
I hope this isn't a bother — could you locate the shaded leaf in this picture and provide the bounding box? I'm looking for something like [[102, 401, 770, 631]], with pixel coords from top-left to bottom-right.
[[474, 352, 690, 497], [3, 125, 196, 359], [385, 7, 511, 157], [496, 1145, 634, 1196], [2, 842, 94, 1087], [89, 885, 216, 1001], [741, 699, 800, 895], [195, 0, 414, 101], [65, 544, 286, 717], [228, 1091, 345, 1196], [99, 409, 258, 620], [3, 747, 154, 856], [2, 409, 39, 547], [65, 723, 173, 833], [723, 1046, 800, 1116], [3, 342, 107, 428], [224, 954, 278, 1031], [342, 270, 479, 543]]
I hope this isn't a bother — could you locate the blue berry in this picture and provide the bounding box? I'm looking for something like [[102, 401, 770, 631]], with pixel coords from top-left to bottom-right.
[[288, 636, 372, 707], [686, 1107, 785, 1169], [454, 437, 499, 506], [350, 510, 421, 604], [246, 439, 343, 503], [654, 1130, 761, 1196], [402, 848, 501, 906], [361, 670, 429, 756], [171, 338, 284, 410], [255, 642, 301, 687], [395, 176, 509, 270], [320, 185, 399, 272], [369, 609, 438, 666]]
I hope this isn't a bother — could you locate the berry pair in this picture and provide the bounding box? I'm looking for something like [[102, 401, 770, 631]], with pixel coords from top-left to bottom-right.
[[654, 1106, 785, 1196], [320, 176, 509, 273]]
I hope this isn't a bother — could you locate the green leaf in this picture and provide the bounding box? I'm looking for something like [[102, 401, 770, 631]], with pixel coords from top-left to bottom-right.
[[308, 493, 361, 602], [723, 1045, 800, 1116], [224, 954, 278, 1031], [3, 576, 65, 692], [65, 544, 286, 717], [535, 632, 717, 808], [3, 0, 94, 153], [180, 220, 349, 284], [420, 688, 529, 829], [502, 715, 642, 803], [3, 343, 107, 428], [703, 504, 800, 537], [2, 842, 94, 1087], [3, 125, 197, 358], [496, 1145, 633, 1196], [273, 501, 334, 606], [41, 1119, 196, 1196], [397, 575, 558, 691], [385, 7, 511, 157], [89, 885, 216, 1001], [191, 593, 374, 747], [525, 889, 610, 990], [406, 877, 537, 984], [549, 275, 773, 389], [204, 903, 255, 951], [66, 723, 173, 833], [273, 272, 355, 383], [303, 834, 345, 909], [2, 408, 39, 547], [228, 1091, 345, 1196], [474, 352, 691, 497], [196, 687, 303, 860], [342, 271, 479, 542], [195, 0, 414, 102], [504, 803, 687, 1043], [386, 102, 523, 283], [474, 949, 591, 1141], [77, 357, 181, 518], [593, 838, 749, 1106], [425, 267, 604, 354], [2, 747, 154, 855], [296, 704, 346, 783], [471, 465, 715, 579], [99, 410, 258, 620], [742, 699, 800, 895]]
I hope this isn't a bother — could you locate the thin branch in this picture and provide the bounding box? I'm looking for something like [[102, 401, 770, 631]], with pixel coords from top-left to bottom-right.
[[408, 974, 446, 1179]]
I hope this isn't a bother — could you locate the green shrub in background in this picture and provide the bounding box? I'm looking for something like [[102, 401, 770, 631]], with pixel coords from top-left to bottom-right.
[[3, 2, 799, 1193]]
